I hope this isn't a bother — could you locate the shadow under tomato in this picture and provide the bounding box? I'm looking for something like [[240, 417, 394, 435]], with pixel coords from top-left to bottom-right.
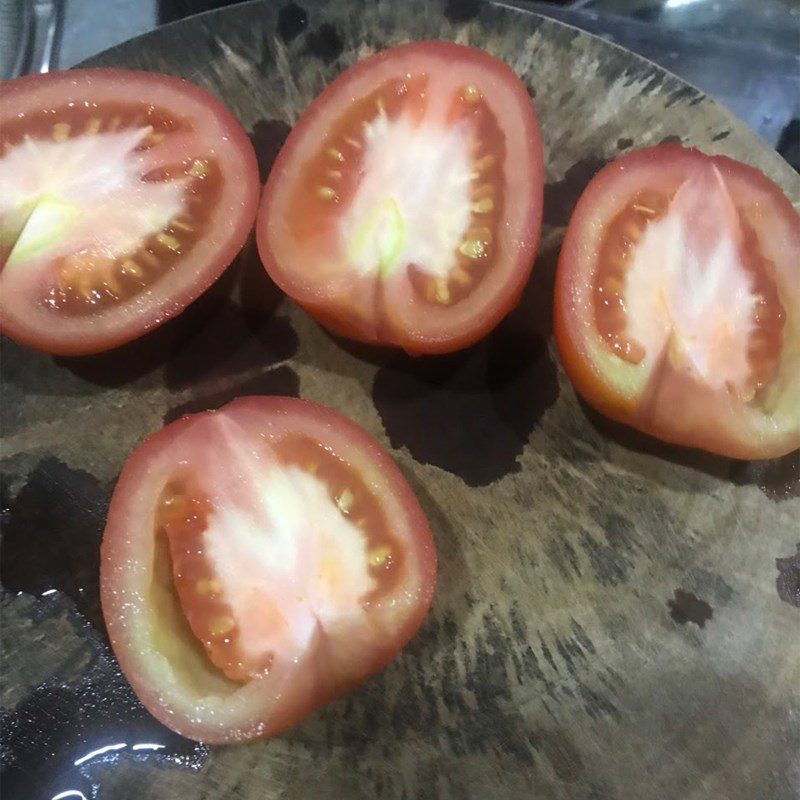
[[54, 236, 291, 391], [248, 118, 292, 183], [320, 330, 399, 370], [163, 363, 300, 423], [579, 399, 800, 502], [542, 155, 610, 229], [163, 239, 295, 391], [53, 247, 242, 388], [372, 242, 560, 488], [0, 457, 109, 633]]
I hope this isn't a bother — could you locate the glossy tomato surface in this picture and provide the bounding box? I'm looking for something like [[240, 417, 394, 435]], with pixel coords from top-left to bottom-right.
[[555, 145, 800, 459], [100, 396, 436, 743], [257, 41, 542, 354], [0, 69, 259, 355]]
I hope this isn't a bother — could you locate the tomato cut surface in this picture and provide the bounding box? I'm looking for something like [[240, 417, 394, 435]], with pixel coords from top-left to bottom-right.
[[257, 41, 542, 354], [100, 396, 436, 743], [0, 69, 259, 355], [554, 145, 800, 459]]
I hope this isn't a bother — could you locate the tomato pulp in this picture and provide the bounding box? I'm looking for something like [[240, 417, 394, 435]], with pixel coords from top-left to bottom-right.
[[257, 41, 543, 354], [554, 145, 800, 459], [0, 69, 259, 355], [100, 396, 436, 743]]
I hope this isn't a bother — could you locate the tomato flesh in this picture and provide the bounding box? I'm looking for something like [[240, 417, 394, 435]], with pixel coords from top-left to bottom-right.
[[2, 101, 223, 312], [0, 69, 259, 355], [158, 435, 403, 684], [285, 74, 505, 299], [592, 170, 785, 401], [555, 145, 800, 459], [100, 397, 436, 743], [257, 42, 542, 354]]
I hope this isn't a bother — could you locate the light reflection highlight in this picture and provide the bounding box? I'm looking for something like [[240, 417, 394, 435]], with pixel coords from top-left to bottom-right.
[[73, 742, 127, 766]]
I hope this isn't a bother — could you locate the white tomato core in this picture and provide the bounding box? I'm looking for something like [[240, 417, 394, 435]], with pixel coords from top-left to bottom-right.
[[624, 166, 758, 395], [201, 463, 375, 672], [341, 112, 473, 278], [0, 129, 185, 268]]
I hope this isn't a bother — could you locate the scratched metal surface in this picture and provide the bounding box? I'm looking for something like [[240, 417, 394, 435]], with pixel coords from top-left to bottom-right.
[[1, 1, 799, 798]]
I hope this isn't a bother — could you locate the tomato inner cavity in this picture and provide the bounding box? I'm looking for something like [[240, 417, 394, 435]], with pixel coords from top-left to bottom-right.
[[0, 102, 221, 312], [594, 164, 784, 400], [155, 436, 400, 683], [288, 76, 506, 306]]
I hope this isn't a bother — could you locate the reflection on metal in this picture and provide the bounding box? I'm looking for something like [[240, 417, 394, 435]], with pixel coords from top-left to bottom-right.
[[514, 0, 800, 149], [51, 791, 88, 800], [0, 0, 32, 80], [73, 741, 127, 766], [571, 0, 799, 54], [0, 0, 63, 79], [31, 0, 65, 73]]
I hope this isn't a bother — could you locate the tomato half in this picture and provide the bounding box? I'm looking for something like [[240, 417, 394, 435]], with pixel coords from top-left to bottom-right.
[[554, 145, 800, 459], [0, 69, 259, 355], [257, 42, 542, 354], [100, 396, 436, 743]]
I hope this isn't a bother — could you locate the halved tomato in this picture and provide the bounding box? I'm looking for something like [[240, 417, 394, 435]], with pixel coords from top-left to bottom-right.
[[256, 41, 542, 354], [554, 145, 800, 459], [100, 396, 436, 743], [0, 69, 259, 355]]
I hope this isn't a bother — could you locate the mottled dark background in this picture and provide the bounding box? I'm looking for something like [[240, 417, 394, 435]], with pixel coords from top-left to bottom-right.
[[2, 1, 799, 799]]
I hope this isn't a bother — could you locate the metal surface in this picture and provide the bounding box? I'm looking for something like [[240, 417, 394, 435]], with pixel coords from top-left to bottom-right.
[[58, 0, 155, 68], [1, 0, 64, 78], [518, 1, 800, 150], [30, 0, 65, 72], [48, 0, 800, 150], [1, 0, 33, 79], [572, 0, 800, 54], [1, 2, 798, 799]]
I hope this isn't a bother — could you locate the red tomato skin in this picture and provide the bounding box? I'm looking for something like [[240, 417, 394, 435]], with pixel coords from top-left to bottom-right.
[[100, 396, 436, 743], [554, 145, 800, 460], [256, 41, 543, 355], [0, 69, 260, 356]]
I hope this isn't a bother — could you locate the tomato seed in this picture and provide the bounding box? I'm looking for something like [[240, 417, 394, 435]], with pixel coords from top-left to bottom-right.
[[462, 84, 481, 103], [187, 159, 207, 177], [472, 197, 494, 214], [632, 202, 657, 217], [120, 259, 144, 279], [336, 488, 354, 512], [208, 616, 236, 637], [474, 154, 495, 173], [316, 186, 337, 201], [52, 122, 71, 141], [156, 232, 181, 252], [459, 239, 486, 259], [196, 578, 222, 596], [451, 265, 472, 285], [368, 546, 391, 567]]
